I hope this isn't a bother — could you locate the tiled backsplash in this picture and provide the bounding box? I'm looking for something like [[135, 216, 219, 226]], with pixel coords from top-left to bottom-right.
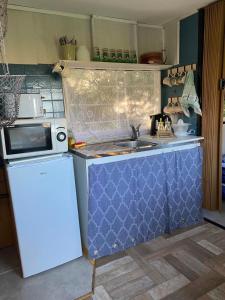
[[64, 69, 161, 143], [1, 64, 65, 118]]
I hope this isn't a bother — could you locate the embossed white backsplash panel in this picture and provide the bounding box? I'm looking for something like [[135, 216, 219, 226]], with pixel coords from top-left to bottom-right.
[[63, 69, 161, 143]]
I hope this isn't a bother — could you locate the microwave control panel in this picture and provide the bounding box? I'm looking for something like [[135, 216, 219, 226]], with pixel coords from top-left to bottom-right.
[[57, 131, 66, 142], [54, 119, 68, 152]]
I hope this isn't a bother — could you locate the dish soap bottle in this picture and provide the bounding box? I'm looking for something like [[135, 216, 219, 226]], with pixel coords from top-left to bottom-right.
[[68, 129, 76, 148], [164, 117, 171, 132], [157, 118, 164, 135]]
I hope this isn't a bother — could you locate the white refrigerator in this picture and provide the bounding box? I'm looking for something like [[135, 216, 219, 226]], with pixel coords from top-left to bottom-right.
[[6, 154, 82, 278]]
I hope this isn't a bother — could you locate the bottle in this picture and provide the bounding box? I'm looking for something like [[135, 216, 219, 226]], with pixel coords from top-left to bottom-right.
[[130, 50, 137, 63], [93, 47, 101, 61], [164, 118, 171, 132], [157, 118, 164, 137], [68, 129, 76, 148], [159, 118, 164, 130], [76, 45, 90, 61], [109, 49, 116, 62], [102, 48, 109, 62], [116, 49, 123, 63], [123, 50, 130, 63]]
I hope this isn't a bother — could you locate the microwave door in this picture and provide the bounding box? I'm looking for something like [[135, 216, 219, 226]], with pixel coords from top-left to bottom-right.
[[4, 123, 52, 156]]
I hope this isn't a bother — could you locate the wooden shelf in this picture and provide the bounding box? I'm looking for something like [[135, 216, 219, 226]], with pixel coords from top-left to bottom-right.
[[59, 60, 172, 71]]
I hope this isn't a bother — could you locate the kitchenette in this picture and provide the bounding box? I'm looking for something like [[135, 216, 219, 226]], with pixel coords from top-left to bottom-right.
[[0, 1, 216, 299], [52, 58, 203, 260], [0, 58, 204, 276], [72, 133, 203, 259]]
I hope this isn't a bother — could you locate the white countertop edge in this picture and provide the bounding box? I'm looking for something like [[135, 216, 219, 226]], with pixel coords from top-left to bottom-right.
[[139, 135, 204, 145]]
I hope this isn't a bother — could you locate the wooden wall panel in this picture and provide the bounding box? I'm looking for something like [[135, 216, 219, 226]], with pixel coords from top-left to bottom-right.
[[202, 0, 225, 210], [0, 197, 14, 248], [0, 167, 14, 248]]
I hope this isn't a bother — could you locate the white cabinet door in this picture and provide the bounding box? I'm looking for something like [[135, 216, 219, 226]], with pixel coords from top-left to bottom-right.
[[7, 155, 82, 277]]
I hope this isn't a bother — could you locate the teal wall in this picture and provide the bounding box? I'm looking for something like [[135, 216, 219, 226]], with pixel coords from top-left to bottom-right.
[[161, 12, 202, 135], [180, 13, 199, 65]]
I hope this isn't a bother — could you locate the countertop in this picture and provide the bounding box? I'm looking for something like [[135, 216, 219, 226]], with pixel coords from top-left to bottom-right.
[[139, 135, 204, 145], [70, 135, 204, 159]]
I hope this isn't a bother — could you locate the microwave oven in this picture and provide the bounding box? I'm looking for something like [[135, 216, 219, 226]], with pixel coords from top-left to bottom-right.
[[0, 118, 68, 160], [18, 94, 43, 118]]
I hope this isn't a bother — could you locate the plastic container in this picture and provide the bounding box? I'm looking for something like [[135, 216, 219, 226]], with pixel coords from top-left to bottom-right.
[[61, 44, 76, 60], [76, 45, 90, 61], [172, 119, 190, 137]]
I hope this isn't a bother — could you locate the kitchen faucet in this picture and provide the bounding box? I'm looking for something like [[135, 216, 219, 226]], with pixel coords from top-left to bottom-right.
[[130, 124, 141, 140]]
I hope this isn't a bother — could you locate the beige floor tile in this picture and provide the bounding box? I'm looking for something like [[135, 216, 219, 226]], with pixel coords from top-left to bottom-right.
[[148, 258, 179, 280], [96, 260, 139, 286], [110, 276, 154, 300], [147, 274, 190, 300], [94, 286, 112, 300], [96, 256, 133, 276], [197, 240, 223, 256], [172, 249, 211, 275]]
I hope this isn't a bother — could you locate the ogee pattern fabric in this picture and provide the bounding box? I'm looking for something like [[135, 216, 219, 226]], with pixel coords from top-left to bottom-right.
[[88, 147, 203, 259], [165, 148, 203, 231]]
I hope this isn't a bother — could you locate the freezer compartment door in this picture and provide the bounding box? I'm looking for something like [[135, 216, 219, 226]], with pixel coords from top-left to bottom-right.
[[7, 155, 82, 277]]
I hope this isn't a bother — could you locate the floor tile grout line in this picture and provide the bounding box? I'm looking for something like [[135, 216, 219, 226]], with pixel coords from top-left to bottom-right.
[[0, 266, 20, 276]]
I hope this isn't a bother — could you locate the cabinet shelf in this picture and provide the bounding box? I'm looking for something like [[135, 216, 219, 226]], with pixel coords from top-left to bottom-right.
[[59, 60, 172, 71]]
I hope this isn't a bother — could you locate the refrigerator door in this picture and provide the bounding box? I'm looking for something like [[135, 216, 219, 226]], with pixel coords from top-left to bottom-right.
[[7, 155, 82, 277]]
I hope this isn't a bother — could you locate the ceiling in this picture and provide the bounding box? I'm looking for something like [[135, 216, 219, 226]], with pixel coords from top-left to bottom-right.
[[8, 0, 215, 25]]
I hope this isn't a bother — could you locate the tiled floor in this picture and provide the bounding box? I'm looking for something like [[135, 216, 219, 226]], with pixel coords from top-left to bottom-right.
[[2, 223, 225, 300], [94, 222, 225, 300], [0, 247, 93, 300]]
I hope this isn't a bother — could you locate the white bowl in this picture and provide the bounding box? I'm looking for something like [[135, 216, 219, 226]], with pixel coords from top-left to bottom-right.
[[172, 123, 190, 137]]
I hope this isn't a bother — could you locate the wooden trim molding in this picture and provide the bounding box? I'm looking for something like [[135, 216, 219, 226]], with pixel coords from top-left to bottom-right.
[[202, 0, 225, 210], [0, 166, 15, 248]]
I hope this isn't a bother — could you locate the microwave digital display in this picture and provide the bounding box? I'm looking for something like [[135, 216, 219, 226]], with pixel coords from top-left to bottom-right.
[[4, 123, 52, 155]]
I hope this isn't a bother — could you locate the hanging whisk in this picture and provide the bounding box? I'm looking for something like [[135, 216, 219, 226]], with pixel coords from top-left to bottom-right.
[[0, 0, 25, 128]]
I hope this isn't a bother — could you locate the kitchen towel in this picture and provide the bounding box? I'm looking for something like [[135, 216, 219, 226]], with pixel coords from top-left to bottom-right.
[[180, 71, 202, 117]]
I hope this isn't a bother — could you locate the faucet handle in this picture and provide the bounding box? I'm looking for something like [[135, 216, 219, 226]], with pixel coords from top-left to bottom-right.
[[136, 124, 141, 136], [130, 124, 137, 140], [130, 124, 141, 139]]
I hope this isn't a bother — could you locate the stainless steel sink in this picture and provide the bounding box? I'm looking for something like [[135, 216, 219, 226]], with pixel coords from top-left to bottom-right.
[[114, 140, 157, 149]]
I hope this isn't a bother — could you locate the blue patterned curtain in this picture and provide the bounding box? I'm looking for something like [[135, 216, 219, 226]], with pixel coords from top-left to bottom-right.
[[88, 146, 203, 259], [88, 158, 139, 258], [165, 147, 203, 231]]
